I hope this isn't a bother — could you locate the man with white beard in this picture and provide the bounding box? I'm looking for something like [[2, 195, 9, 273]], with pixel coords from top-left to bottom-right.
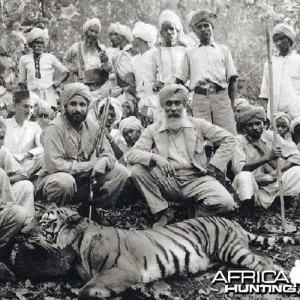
[[125, 84, 235, 227]]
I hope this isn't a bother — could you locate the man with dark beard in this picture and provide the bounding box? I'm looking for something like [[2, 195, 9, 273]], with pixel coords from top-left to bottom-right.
[[36, 83, 129, 211], [65, 18, 112, 101], [125, 84, 235, 227]]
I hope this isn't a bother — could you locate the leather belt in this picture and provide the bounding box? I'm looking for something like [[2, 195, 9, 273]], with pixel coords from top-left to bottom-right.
[[194, 84, 225, 96]]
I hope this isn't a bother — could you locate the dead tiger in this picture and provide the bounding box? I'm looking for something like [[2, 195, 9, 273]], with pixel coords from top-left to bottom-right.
[[39, 206, 297, 299]]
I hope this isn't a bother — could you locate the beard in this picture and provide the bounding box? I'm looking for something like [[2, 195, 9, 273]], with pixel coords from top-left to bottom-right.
[[65, 110, 87, 126], [163, 109, 188, 132]]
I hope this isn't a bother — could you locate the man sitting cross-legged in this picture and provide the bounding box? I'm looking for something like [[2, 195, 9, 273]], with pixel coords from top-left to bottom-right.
[[125, 84, 235, 228]]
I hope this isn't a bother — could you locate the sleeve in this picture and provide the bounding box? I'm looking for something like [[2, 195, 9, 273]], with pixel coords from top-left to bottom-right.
[[259, 61, 269, 99], [18, 56, 26, 83], [231, 138, 247, 175], [175, 51, 190, 83], [197, 119, 236, 172], [124, 126, 155, 166], [224, 46, 238, 81], [3, 148, 27, 177], [28, 124, 43, 158], [51, 54, 69, 73], [43, 125, 92, 175]]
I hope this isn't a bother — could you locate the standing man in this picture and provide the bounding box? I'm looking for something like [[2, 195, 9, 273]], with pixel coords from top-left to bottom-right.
[[260, 23, 300, 119], [4, 90, 43, 177], [19, 27, 69, 108], [125, 84, 235, 227], [36, 83, 128, 211], [176, 10, 238, 135], [65, 18, 112, 102]]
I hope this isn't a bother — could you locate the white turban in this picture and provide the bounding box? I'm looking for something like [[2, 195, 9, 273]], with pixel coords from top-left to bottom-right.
[[234, 98, 249, 109], [132, 22, 157, 47], [26, 28, 49, 44], [159, 10, 183, 34], [272, 23, 295, 45], [83, 18, 101, 34], [290, 116, 300, 134], [114, 23, 133, 43], [119, 116, 142, 134], [98, 97, 122, 125], [108, 22, 118, 33]]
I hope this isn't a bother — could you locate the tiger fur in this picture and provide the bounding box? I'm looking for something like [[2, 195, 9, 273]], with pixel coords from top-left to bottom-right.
[[39, 206, 298, 300]]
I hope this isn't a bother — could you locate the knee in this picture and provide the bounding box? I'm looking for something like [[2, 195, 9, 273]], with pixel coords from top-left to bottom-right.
[[7, 205, 27, 225], [234, 171, 253, 185], [130, 164, 147, 180], [49, 173, 76, 192], [113, 163, 130, 179], [17, 180, 34, 194]]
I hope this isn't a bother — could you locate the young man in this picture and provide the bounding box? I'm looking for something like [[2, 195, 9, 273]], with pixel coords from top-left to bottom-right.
[[176, 9, 238, 135], [36, 83, 128, 210], [65, 18, 112, 101], [232, 105, 300, 210], [18, 27, 69, 108], [260, 23, 300, 119], [125, 84, 235, 228], [4, 91, 43, 177]]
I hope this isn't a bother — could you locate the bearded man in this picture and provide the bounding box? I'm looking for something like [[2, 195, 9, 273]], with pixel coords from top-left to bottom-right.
[[125, 84, 235, 228], [36, 83, 129, 212], [65, 18, 112, 101]]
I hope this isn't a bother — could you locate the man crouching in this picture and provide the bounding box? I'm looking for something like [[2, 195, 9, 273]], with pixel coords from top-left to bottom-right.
[[125, 84, 235, 228]]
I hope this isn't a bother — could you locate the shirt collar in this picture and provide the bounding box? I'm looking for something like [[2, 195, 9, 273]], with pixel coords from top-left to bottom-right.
[[158, 117, 193, 132], [12, 116, 29, 128], [274, 49, 295, 57], [199, 38, 216, 48]]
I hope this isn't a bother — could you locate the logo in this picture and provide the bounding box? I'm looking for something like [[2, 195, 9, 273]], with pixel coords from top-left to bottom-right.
[[211, 261, 300, 295]]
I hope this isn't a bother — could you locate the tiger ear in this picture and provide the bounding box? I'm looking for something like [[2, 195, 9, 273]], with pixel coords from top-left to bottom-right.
[[48, 202, 58, 209], [66, 214, 83, 226]]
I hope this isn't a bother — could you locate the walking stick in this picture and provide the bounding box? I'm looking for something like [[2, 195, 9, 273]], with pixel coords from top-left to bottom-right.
[[266, 21, 286, 232], [88, 96, 111, 219]]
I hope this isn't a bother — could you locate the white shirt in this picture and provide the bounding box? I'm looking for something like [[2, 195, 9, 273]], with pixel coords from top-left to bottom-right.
[[260, 50, 300, 119]]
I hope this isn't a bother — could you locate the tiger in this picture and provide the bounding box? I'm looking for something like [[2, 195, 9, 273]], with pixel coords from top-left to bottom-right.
[[39, 206, 298, 300]]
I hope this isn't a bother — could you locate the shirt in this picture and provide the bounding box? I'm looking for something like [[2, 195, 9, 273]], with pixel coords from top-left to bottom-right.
[[176, 41, 238, 90], [18, 53, 68, 91], [260, 50, 300, 119]]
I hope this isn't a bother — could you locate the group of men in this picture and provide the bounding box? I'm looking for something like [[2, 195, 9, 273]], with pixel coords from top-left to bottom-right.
[[1, 8, 300, 276]]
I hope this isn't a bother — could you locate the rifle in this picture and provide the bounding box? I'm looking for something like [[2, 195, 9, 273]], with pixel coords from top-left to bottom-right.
[[88, 96, 111, 219]]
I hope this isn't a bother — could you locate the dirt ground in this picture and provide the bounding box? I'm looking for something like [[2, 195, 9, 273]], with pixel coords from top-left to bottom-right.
[[1, 197, 300, 300]]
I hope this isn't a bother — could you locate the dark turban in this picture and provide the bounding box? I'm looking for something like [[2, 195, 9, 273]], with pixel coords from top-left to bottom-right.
[[61, 83, 92, 106], [189, 9, 217, 29], [237, 105, 266, 128], [159, 84, 189, 107]]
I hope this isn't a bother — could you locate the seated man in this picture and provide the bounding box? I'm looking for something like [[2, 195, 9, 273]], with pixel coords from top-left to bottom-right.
[[232, 105, 300, 211], [125, 84, 235, 228], [36, 83, 129, 211], [0, 117, 35, 274], [3, 90, 43, 177]]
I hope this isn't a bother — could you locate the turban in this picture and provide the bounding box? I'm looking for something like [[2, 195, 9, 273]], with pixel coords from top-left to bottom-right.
[[114, 23, 133, 43], [0, 116, 6, 132], [37, 100, 53, 117], [272, 23, 295, 45], [26, 28, 49, 44], [83, 18, 101, 34], [290, 116, 300, 134], [132, 22, 157, 48], [189, 9, 217, 29], [61, 83, 92, 106], [108, 22, 118, 34], [119, 116, 142, 134], [234, 98, 249, 109], [274, 112, 291, 127], [237, 105, 266, 128], [159, 10, 183, 34], [159, 84, 189, 107], [98, 97, 122, 125]]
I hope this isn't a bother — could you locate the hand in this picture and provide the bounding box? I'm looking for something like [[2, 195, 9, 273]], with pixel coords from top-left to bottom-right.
[[268, 147, 282, 161], [92, 157, 114, 177], [99, 51, 108, 63], [13, 153, 26, 162], [52, 81, 60, 89], [152, 81, 164, 92], [152, 154, 175, 176], [111, 86, 123, 98]]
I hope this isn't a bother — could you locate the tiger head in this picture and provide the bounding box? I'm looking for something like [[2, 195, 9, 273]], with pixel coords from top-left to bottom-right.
[[39, 204, 79, 244]]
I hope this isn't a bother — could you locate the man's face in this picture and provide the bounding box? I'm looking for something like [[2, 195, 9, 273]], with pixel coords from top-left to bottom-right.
[[273, 34, 292, 55], [123, 127, 141, 147], [15, 98, 35, 120], [160, 21, 178, 46], [105, 106, 116, 130], [31, 37, 45, 54], [276, 118, 289, 138], [193, 21, 212, 44], [86, 25, 99, 42], [109, 31, 120, 47], [122, 102, 132, 118], [244, 117, 264, 140], [0, 128, 5, 148], [163, 99, 184, 119], [65, 95, 88, 125]]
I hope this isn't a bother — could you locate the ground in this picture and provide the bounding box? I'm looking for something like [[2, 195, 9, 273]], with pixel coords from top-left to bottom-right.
[[0, 197, 300, 300]]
